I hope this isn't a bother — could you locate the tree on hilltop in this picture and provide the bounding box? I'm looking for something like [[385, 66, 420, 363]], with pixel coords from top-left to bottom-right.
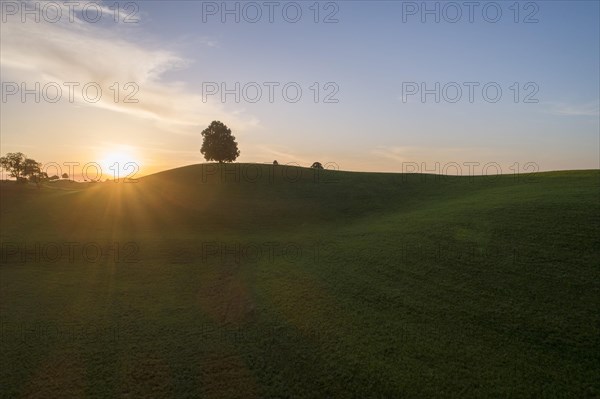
[[200, 121, 240, 163]]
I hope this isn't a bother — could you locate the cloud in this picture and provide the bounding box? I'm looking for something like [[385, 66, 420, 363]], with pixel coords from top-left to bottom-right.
[[0, 0, 257, 133], [545, 101, 600, 117], [370, 146, 468, 163], [253, 145, 312, 165], [370, 145, 492, 167], [371, 146, 415, 163]]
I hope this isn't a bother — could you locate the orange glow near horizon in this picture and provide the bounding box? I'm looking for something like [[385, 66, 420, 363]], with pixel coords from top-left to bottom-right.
[[98, 145, 141, 181]]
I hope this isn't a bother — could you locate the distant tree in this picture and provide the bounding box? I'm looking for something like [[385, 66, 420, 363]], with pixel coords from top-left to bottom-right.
[[311, 162, 324, 169], [23, 158, 41, 180], [0, 152, 27, 181], [62, 173, 69, 179], [22, 159, 47, 187], [200, 121, 240, 163], [273, 160, 279, 165], [34, 172, 48, 188], [49, 175, 59, 181]]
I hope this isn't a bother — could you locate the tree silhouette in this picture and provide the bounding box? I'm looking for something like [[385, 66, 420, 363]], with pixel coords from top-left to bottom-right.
[[23, 158, 41, 180], [62, 173, 69, 179], [200, 121, 240, 163], [23, 159, 47, 187], [311, 162, 324, 169], [0, 153, 48, 185], [273, 160, 279, 165], [0, 152, 26, 181]]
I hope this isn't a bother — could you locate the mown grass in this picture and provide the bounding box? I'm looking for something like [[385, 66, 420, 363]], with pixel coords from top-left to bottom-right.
[[1, 165, 599, 398]]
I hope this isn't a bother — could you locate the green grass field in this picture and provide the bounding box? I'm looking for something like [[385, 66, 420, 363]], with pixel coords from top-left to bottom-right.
[[1, 164, 599, 398]]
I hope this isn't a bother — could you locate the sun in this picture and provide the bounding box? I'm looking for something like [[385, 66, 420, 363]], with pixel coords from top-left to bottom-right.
[[99, 145, 140, 181]]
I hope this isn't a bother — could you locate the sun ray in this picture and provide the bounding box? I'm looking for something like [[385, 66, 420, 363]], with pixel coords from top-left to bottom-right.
[[98, 145, 141, 182]]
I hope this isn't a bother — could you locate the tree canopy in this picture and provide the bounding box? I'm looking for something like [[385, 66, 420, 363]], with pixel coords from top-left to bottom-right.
[[0, 152, 26, 180], [0, 152, 47, 185], [200, 121, 240, 163]]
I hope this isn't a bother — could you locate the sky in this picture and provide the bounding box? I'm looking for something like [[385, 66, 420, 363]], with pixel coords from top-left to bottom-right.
[[1, 0, 599, 179]]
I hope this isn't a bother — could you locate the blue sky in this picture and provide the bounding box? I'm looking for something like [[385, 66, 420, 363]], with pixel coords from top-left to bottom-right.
[[1, 1, 598, 176]]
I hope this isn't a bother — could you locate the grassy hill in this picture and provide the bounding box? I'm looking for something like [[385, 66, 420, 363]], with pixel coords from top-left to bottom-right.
[[1, 164, 599, 398]]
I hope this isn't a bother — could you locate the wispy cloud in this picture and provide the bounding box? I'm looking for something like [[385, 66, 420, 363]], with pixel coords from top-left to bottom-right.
[[0, 0, 256, 133], [371, 146, 471, 163], [254, 145, 313, 165], [371, 146, 414, 163], [544, 101, 600, 117]]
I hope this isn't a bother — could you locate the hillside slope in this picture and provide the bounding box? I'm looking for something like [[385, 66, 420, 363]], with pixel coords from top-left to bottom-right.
[[1, 165, 599, 398]]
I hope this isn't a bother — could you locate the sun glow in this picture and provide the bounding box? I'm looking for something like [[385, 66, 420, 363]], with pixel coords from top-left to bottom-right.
[[98, 146, 141, 181]]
